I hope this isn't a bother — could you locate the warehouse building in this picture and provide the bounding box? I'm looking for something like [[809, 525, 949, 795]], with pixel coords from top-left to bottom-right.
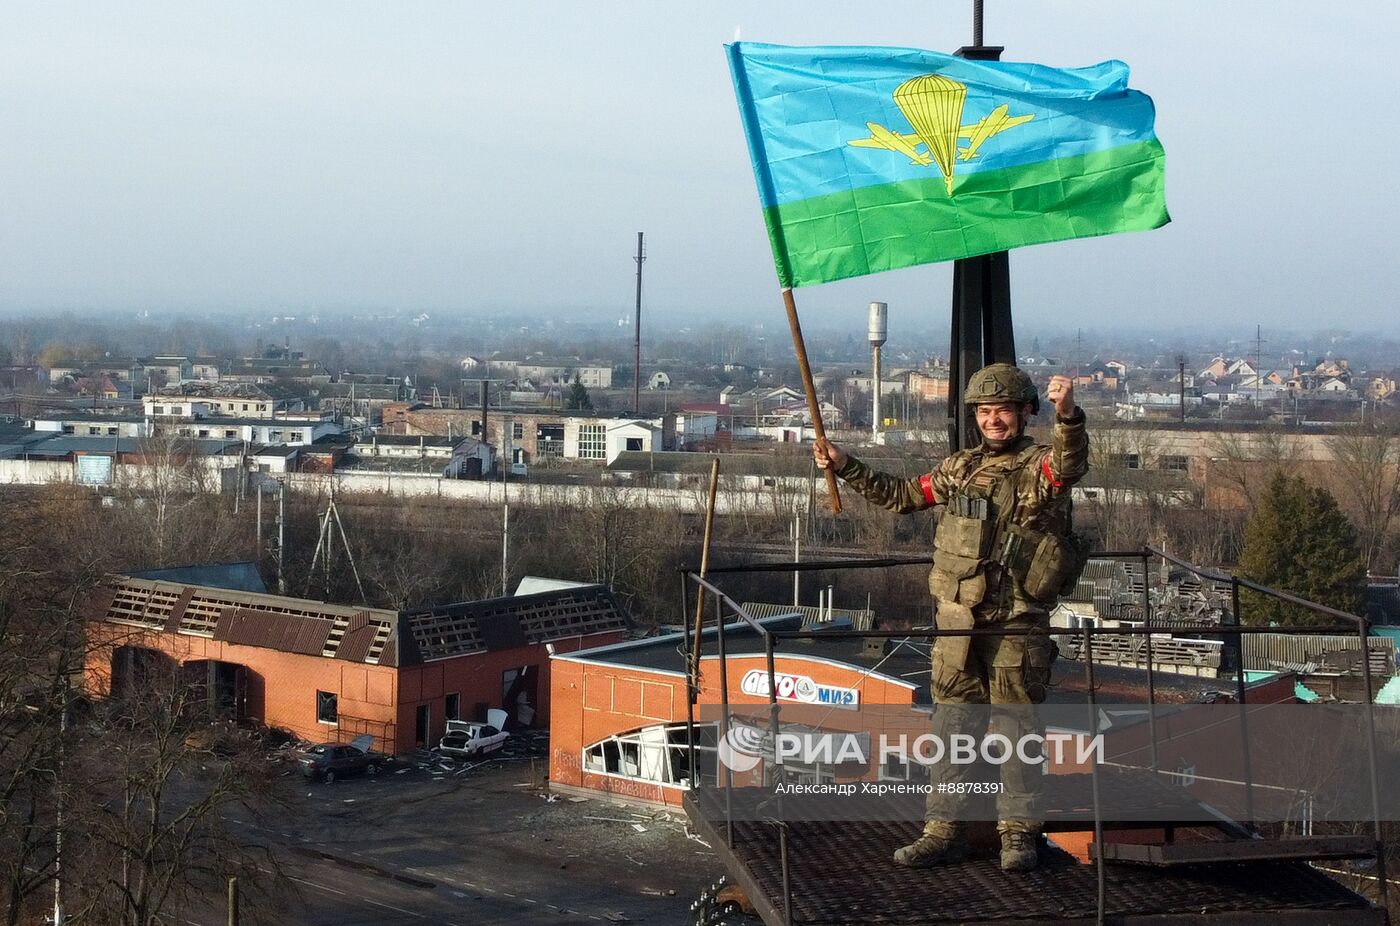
[[84, 575, 629, 753]]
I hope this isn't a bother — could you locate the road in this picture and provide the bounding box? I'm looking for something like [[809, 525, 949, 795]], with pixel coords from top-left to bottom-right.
[[210, 744, 724, 925]]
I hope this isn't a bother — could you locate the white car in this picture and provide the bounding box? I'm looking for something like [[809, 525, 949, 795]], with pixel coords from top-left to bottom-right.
[[439, 709, 510, 759]]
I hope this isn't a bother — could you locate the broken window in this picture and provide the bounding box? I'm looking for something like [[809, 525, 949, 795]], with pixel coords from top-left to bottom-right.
[[581, 723, 717, 788], [445, 692, 461, 721], [316, 690, 338, 724], [537, 424, 565, 459]]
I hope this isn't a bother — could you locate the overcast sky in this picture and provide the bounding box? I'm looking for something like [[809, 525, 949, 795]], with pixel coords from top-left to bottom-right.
[[2, 2, 1397, 336]]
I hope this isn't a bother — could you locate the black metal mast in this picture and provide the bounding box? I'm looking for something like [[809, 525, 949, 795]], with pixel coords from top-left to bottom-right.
[[947, 1, 1015, 452]]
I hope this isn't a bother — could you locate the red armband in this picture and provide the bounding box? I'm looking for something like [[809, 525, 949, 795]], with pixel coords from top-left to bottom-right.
[[1041, 456, 1064, 489], [918, 473, 938, 504]]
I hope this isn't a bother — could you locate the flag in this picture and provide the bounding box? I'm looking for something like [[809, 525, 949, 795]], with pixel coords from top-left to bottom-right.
[[726, 42, 1169, 288]]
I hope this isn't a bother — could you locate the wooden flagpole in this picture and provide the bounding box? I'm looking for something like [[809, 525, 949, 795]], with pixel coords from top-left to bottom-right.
[[689, 457, 721, 688], [782, 287, 841, 513]]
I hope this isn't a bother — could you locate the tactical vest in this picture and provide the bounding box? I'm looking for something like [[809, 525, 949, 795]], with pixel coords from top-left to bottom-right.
[[929, 443, 1084, 615]]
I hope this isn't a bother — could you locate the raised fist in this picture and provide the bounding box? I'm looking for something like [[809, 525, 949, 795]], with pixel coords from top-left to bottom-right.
[[1047, 375, 1075, 417]]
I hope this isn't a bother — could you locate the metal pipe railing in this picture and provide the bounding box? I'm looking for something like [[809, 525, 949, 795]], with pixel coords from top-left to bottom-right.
[[677, 545, 1390, 923]]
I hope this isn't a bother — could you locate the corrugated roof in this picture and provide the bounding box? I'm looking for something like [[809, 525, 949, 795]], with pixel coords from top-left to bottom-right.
[[741, 602, 875, 631], [400, 585, 629, 664], [92, 577, 397, 665], [87, 575, 624, 667]]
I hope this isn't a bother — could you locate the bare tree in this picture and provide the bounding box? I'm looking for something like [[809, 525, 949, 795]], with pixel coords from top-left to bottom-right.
[[65, 649, 281, 926], [1204, 425, 1305, 512], [1325, 424, 1400, 574], [109, 430, 250, 569], [0, 489, 117, 926]]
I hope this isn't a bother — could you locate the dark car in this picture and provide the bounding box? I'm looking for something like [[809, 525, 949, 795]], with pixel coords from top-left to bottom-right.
[[297, 735, 382, 783]]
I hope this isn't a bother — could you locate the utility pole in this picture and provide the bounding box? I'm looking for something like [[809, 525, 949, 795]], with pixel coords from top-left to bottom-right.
[[276, 483, 286, 595], [1253, 324, 1267, 407], [480, 379, 490, 448], [308, 491, 367, 604], [501, 417, 510, 597], [1177, 355, 1187, 423], [791, 511, 801, 606], [633, 231, 645, 416]]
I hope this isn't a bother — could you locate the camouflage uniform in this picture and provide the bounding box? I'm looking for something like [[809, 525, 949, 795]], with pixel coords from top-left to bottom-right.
[[836, 408, 1089, 847]]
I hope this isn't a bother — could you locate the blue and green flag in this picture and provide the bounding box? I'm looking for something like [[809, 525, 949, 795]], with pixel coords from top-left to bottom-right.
[[726, 42, 1169, 288]]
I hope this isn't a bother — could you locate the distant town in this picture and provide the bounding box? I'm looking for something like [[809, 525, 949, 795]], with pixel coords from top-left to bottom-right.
[[5, 309, 1400, 925]]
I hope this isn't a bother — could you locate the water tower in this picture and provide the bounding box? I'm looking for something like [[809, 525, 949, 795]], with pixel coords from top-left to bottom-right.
[[867, 302, 887, 442]]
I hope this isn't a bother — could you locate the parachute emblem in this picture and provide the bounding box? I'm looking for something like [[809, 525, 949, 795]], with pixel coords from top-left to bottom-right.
[[849, 74, 1034, 195]]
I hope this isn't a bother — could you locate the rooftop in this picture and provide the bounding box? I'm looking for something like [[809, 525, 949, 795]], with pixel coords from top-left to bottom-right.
[[563, 615, 1281, 707], [686, 787, 1378, 924], [400, 584, 630, 663], [85, 576, 632, 667], [152, 382, 272, 400]]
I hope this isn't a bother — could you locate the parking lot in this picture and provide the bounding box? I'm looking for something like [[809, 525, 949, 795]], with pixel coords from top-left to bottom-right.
[[223, 730, 726, 924]]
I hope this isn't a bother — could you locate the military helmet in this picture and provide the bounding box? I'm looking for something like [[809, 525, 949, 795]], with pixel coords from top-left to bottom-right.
[[965, 363, 1039, 412]]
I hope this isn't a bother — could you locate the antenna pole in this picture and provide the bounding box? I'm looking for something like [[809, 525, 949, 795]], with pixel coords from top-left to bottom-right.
[[633, 232, 645, 416], [1254, 324, 1266, 407], [973, 0, 984, 46]]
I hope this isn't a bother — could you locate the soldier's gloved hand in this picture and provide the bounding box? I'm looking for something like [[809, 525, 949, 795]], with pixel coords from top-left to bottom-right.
[[1047, 374, 1076, 418], [813, 438, 847, 472]]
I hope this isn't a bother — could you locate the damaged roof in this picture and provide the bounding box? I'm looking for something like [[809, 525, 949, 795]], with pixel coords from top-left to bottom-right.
[[85, 576, 630, 668], [399, 585, 630, 664], [87, 576, 401, 666]]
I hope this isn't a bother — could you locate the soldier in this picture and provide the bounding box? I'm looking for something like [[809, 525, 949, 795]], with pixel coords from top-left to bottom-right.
[[814, 364, 1088, 872]]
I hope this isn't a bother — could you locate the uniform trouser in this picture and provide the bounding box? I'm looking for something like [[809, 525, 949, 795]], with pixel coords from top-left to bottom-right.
[[923, 613, 1055, 837]]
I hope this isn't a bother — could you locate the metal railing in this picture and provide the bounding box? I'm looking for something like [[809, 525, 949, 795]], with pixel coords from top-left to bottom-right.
[[678, 546, 1390, 925]]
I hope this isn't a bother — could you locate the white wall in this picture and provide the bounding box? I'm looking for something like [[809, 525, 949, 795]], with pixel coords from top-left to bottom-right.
[[283, 470, 809, 514], [0, 459, 76, 484], [605, 423, 659, 464]]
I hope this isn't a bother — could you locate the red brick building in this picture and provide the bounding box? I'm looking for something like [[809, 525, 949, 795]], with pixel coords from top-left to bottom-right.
[[549, 616, 923, 808], [549, 616, 1302, 817], [84, 576, 628, 753]]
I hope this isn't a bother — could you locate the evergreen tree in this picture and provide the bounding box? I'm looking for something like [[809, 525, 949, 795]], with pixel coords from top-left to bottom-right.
[[1237, 471, 1366, 626], [565, 373, 593, 411]]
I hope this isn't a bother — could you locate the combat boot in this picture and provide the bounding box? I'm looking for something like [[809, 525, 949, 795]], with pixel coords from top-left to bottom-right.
[[892, 823, 969, 868], [999, 830, 1040, 872]]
